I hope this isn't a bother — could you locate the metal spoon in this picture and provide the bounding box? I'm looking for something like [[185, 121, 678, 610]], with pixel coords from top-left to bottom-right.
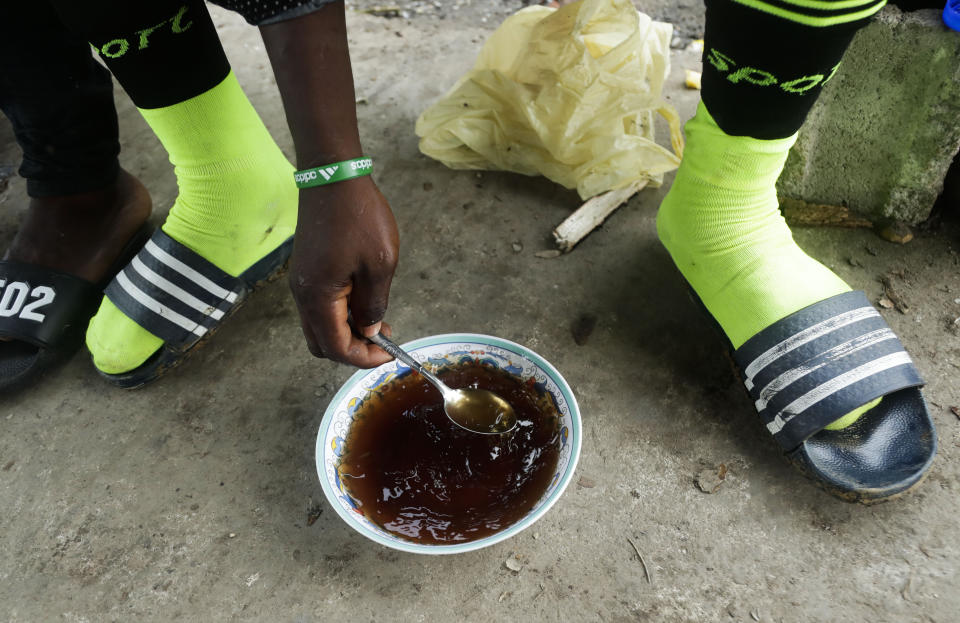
[[368, 333, 518, 435]]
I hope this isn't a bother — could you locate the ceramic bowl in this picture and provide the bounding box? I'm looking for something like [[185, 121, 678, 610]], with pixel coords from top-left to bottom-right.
[[316, 333, 581, 555]]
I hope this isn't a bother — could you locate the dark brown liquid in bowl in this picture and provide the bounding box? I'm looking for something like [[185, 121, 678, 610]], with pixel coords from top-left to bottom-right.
[[338, 362, 562, 544]]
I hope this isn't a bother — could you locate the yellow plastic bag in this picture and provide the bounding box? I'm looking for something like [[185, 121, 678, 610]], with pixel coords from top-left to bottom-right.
[[415, 0, 683, 200]]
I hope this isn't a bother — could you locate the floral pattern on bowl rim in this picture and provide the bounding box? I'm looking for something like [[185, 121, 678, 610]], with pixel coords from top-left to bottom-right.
[[316, 333, 581, 555]]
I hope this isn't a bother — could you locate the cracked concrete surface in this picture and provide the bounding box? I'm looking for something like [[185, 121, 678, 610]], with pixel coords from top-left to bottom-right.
[[1, 4, 958, 622]]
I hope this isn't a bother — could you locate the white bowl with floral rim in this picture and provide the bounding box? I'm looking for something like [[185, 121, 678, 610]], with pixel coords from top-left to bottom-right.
[[316, 333, 581, 555]]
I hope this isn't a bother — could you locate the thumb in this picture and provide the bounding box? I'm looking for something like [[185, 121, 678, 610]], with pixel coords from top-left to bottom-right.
[[350, 270, 393, 338]]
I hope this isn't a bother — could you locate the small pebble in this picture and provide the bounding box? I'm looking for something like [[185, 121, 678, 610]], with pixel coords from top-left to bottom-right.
[[876, 220, 913, 244]]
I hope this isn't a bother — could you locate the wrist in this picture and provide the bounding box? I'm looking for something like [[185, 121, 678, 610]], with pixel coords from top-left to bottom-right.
[[295, 138, 364, 170], [296, 172, 377, 203], [295, 157, 372, 189]]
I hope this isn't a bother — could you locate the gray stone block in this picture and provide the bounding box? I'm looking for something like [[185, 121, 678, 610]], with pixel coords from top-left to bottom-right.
[[777, 6, 960, 225]]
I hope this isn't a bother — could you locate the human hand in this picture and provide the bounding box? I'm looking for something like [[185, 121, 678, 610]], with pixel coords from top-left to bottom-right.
[[289, 175, 399, 367], [259, 2, 396, 366]]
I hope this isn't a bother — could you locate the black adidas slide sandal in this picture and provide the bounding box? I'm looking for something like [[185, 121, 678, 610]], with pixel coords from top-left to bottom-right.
[[98, 229, 293, 388], [732, 291, 936, 503], [0, 224, 151, 394]]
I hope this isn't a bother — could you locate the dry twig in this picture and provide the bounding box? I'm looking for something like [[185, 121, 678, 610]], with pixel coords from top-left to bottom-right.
[[627, 537, 652, 584]]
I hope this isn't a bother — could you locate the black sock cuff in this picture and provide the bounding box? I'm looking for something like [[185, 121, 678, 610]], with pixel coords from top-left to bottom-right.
[[52, 1, 230, 109], [702, 0, 878, 139]]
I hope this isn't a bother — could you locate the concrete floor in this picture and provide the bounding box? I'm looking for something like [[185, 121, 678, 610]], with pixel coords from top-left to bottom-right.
[[1, 6, 959, 622]]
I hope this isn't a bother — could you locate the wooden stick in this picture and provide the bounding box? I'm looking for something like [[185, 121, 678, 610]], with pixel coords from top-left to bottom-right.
[[552, 179, 648, 252]]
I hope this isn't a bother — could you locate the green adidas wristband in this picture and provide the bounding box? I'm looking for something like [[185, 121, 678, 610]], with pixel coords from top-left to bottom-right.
[[294, 157, 373, 189]]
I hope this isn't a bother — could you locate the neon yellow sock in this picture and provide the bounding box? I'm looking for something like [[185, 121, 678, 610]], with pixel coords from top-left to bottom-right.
[[86, 71, 297, 374], [657, 101, 878, 430]]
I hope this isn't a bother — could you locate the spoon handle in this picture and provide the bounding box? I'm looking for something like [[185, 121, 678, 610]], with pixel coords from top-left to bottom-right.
[[368, 333, 447, 391]]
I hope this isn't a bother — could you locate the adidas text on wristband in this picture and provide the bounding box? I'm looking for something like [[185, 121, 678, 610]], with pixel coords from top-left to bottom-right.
[[294, 157, 373, 189]]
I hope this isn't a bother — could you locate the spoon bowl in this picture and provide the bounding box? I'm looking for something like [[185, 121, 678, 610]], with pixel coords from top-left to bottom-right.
[[442, 387, 517, 435], [368, 333, 518, 435]]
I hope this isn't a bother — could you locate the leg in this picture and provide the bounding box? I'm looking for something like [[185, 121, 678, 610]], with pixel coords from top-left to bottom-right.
[[49, 0, 298, 376], [0, 2, 151, 282], [657, 0, 935, 499], [0, 2, 151, 390], [659, 0, 883, 426], [0, 2, 119, 200]]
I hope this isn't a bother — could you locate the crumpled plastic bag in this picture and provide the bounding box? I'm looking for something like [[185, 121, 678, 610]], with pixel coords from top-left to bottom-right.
[[415, 0, 683, 200]]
